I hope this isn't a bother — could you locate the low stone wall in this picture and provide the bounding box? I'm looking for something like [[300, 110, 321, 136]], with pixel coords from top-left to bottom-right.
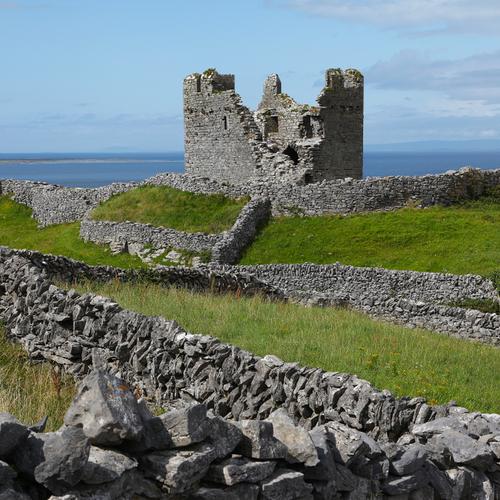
[[149, 166, 500, 216], [80, 198, 271, 264], [211, 198, 271, 264], [1, 245, 498, 346], [1, 254, 500, 498], [0, 178, 135, 226], [4, 370, 500, 499], [233, 263, 498, 304], [2, 167, 499, 228], [80, 218, 222, 254]]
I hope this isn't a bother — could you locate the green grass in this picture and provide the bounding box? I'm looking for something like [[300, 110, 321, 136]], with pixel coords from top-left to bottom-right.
[[240, 198, 500, 278], [0, 328, 75, 430], [91, 185, 249, 233], [0, 196, 144, 268], [68, 280, 500, 414]]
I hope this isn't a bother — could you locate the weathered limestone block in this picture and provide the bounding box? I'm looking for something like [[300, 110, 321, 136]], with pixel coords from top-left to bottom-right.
[[266, 408, 319, 466], [236, 420, 288, 460], [80, 447, 137, 485], [12, 427, 90, 494], [64, 370, 144, 446], [260, 469, 314, 500], [158, 403, 210, 447], [207, 456, 276, 486], [140, 443, 217, 494], [0, 413, 29, 458]]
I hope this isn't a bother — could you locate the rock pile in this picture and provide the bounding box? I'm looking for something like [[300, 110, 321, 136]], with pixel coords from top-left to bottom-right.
[[2, 370, 500, 499]]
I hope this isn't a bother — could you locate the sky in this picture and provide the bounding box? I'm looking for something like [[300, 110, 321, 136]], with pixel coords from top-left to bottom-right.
[[1, 0, 500, 152]]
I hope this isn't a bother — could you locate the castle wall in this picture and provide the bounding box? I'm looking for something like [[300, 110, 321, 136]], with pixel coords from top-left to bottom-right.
[[183, 72, 262, 183], [313, 69, 364, 181]]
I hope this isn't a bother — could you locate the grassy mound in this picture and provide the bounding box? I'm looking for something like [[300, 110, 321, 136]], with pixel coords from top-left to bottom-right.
[[0, 196, 144, 268], [69, 280, 500, 414], [91, 185, 249, 233], [240, 198, 500, 278], [0, 329, 75, 430]]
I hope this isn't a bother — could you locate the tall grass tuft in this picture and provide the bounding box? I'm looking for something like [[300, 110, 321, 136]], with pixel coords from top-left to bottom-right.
[[0, 329, 75, 430]]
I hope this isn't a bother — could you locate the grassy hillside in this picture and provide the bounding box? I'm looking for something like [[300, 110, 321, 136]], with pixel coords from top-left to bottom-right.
[[240, 198, 500, 278], [0, 196, 144, 268], [91, 185, 249, 233], [0, 329, 75, 430], [69, 280, 500, 414]]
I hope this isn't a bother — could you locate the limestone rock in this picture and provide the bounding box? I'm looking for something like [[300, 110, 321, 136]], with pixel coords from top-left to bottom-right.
[[260, 469, 314, 500], [0, 413, 29, 458], [64, 370, 144, 446], [141, 442, 217, 494], [81, 446, 137, 485], [158, 403, 211, 448], [304, 425, 336, 481], [411, 416, 466, 438], [266, 408, 319, 466], [190, 483, 260, 499], [390, 444, 428, 476], [207, 416, 243, 459], [0, 460, 17, 484], [428, 430, 495, 470], [236, 420, 288, 460], [207, 455, 276, 485], [12, 426, 90, 495]]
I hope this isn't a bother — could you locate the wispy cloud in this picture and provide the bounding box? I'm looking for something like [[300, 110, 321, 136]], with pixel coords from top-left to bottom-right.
[[367, 50, 500, 117], [280, 0, 500, 35], [363, 49, 500, 142]]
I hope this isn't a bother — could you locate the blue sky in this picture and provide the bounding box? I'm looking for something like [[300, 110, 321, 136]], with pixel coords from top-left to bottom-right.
[[1, 0, 500, 152]]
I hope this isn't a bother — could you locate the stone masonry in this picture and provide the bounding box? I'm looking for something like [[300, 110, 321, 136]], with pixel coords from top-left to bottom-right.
[[183, 68, 363, 185], [1, 256, 500, 498]]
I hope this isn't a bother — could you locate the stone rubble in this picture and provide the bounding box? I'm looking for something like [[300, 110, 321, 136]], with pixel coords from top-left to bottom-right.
[[1, 369, 500, 499], [0, 250, 499, 497]]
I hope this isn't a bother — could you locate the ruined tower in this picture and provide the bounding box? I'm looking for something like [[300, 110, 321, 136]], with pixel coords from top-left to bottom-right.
[[183, 68, 363, 184]]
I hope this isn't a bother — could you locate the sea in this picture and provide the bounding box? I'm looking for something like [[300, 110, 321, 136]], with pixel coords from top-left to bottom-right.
[[0, 151, 499, 188]]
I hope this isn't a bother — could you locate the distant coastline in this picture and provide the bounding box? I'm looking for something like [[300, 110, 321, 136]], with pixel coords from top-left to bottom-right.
[[0, 150, 498, 188]]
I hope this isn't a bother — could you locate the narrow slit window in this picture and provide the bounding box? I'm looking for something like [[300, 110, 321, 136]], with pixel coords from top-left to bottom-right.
[[223, 116, 228, 130], [196, 76, 201, 92]]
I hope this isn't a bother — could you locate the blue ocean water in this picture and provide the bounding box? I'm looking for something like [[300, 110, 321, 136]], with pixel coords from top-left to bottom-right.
[[0, 151, 498, 188]]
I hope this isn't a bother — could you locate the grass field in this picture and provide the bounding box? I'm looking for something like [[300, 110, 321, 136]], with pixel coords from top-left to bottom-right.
[[91, 185, 249, 233], [0, 196, 144, 268], [69, 280, 500, 414], [0, 328, 75, 430], [240, 198, 500, 279]]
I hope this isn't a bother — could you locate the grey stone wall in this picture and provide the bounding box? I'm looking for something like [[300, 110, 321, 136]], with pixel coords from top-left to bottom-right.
[[233, 263, 498, 304], [0, 178, 136, 226], [4, 369, 500, 499], [79, 198, 271, 265], [211, 198, 271, 265], [148, 167, 500, 216], [1, 253, 500, 498], [80, 218, 222, 254], [2, 167, 498, 229], [0, 244, 498, 345]]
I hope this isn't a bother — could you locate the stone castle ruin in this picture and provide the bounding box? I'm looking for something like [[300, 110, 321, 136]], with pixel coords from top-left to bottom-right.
[[184, 68, 364, 185]]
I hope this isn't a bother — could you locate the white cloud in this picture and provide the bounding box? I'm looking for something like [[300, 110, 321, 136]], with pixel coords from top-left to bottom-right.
[[283, 0, 500, 35], [366, 50, 500, 117]]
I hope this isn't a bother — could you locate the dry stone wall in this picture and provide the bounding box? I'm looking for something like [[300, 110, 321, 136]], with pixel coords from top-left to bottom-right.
[[4, 370, 500, 499], [0, 179, 134, 226], [2, 167, 498, 228], [80, 219, 221, 254], [0, 246, 498, 345], [1, 253, 500, 499], [149, 167, 500, 216], [79, 198, 271, 265]]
